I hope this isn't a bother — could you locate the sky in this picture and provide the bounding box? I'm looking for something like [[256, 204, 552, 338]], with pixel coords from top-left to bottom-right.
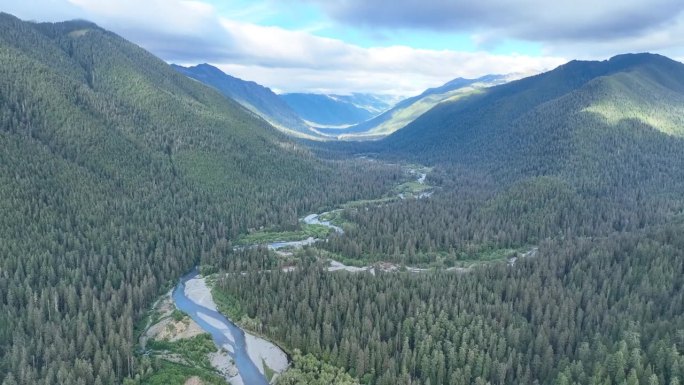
[[4, 0, 684, 96]]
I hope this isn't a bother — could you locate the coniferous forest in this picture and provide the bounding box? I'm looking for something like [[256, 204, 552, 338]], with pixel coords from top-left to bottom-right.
[[0, 14, 397, 385], [216, 225, 684, 385], [2, 11, 684, 385]]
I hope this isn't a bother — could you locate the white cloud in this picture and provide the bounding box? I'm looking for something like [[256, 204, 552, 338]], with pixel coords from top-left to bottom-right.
[[190, 19, 567, 95], [1, 0, 82, 22], [307, 0, 684, 43], [64, 0, 229, 56], [68, 0, 219, 35], [541, 14, 684, 60], [1, 0, 565, 95]]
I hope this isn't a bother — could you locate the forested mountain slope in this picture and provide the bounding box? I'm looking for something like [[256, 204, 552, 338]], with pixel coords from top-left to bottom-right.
[[314, 54, 684, 265], [217, 217, 684, 385], [212, 54, 684, 385], [320, 74, 508, 138], [383, 54, 684, 176], [0, 13, 398, 385], [172, 63, 320, 138]]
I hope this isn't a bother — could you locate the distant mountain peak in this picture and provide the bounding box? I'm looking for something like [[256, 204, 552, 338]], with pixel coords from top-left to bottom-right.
[[606, 52, 677, 68], [175, 63, 231, 78], [609, 52, 667, 62], [280, 93, 393, 127], [173, 63, 320, 138], [316, 73, 510, 138]]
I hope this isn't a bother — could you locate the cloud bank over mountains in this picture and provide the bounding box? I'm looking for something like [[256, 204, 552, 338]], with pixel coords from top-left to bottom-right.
[[307, 0, 684, 44], [4, 0, 683, 95]]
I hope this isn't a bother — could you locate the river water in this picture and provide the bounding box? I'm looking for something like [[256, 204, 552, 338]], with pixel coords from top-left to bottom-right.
[[303, 213, 344, 234], [172, 269, 271, 385], [169, 169, 432, 383]]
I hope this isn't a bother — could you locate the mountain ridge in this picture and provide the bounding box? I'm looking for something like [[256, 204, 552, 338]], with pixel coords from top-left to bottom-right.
[[319, 74, 510, 138], [0, 13, 398, 384], [376, 52, 684, 193], [280, 92, 376, 126], [172, 63, 321, 138]]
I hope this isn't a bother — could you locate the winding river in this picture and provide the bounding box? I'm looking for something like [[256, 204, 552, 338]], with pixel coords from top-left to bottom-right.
[[171, 168, 434, 382], [173, 269, 286, 385], [165, 165, 536, 385], [163, 167, 446, 383]]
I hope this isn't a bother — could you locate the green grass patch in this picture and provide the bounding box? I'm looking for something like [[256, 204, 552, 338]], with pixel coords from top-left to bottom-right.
[[317, 210, 342, 225], [140, 360, 227, 385], [263, 359, 275, 382], [147, 334, 217, 370], [394, 180, 430, 195], [236, 224, 331, 245], [318, 210, 355, 230], [170, 309, 184, 322]]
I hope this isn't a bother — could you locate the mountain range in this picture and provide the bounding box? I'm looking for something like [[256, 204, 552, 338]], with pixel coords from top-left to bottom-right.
[[383, 53, 684, 159], [173, 64, 513, 140], [374, 53, 684, 206], [0, 13, 394, 384], [280, 92, 396, 127], [318, 74, 510, 139], [173, 64, 403, 138], [172, 63, 322, 138], [4, 9, 684, 385]]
